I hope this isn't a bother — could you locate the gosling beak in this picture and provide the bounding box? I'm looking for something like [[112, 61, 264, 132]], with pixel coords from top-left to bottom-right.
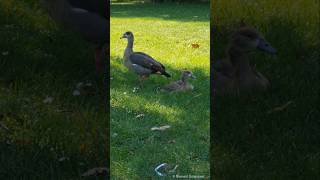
[[191, 74, 196, 79], [257, 38, 277, 54]]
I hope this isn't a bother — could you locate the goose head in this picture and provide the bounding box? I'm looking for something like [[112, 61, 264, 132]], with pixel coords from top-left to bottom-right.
[[120, 31, 134, 40], [230, 26, 276, 54]]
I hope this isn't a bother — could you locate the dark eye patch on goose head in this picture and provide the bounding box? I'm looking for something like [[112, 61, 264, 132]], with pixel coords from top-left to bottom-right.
[[238, 28, 259, 40], [257, 37, 277, 54], [121, 31, 133, 39]]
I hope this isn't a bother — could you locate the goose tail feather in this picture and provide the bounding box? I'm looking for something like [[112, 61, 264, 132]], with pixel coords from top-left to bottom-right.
[[162, 71, 171, 78]]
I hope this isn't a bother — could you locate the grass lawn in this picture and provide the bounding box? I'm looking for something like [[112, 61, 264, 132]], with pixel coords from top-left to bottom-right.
[[110, 2, 210, 179], [0, 1, 108, 179], [211, 0, 320, 179]]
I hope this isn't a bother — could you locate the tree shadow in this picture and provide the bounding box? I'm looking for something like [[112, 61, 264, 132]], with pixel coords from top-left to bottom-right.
[[211, 16, 320, 179], [111, 2, 210, 22]]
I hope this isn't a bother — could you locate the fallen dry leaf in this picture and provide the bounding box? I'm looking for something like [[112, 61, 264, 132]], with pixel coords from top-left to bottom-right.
[[81, 167, 108, 177], [43, 96, 53, 104], [73, 81, 96, 96], [132, 87, 139, 93], [58, 157, 69, 162], [112, 133, 118, 137], [191, 43, 200, 48], [267, 101, 294, 114], [76, 82, 84, 89], [72, 89, 81, 96], [135, 114, 145, 119], [2, 51, 9, 56], [79, 143, 88, 154], [151, 125, 171, 131], [0, 121, 9, 131]]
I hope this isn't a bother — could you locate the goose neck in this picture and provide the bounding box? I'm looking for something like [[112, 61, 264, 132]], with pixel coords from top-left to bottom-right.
[[126, 37, 134, 49], [228, 46, 251, 73], [124, 37, 134, 62]]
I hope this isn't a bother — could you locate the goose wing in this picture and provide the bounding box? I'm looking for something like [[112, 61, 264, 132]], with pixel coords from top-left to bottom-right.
[[129, 52, 166, 73], [213, 59, 234, 77], [68, 0, 107, 18], [43, 0, 107, 47], [163, 80, 184, 91]]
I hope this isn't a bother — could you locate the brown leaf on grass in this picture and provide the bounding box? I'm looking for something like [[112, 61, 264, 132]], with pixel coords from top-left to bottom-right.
[[43, 96, 53, 104], [151, 125, 171, 131], [0, 121, 9, 131], [81, 167, 108, 177], [73, 82, 96, 96], [58, 157, 69, 162], [2, 51, 9, 56], [267, 101, 294, 114], [72, 89, 81, 96], [191, 43, 200, 48], [79, 143, 88, 154]]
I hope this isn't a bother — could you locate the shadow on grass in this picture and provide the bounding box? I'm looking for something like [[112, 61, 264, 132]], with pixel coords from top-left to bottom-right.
[[0, 143, 108, 179], [111, 2, 210, 22], [0, 1, 108, 179], [211, 17, 320, 179]]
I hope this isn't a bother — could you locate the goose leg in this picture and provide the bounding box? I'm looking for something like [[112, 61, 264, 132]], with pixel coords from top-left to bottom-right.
[[139, 75, 147, 88], [94, 47, 105, 74]]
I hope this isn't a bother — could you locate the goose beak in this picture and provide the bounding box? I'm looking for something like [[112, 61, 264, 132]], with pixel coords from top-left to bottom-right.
[[120, 34, 127, 39], [257, 38, 277, 54], [191, 74, 196, 79]]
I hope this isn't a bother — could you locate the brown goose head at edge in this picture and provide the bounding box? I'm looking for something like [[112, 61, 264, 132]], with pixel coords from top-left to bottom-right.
[[42, 0, 107, 74], [214, 22, 277, 95]]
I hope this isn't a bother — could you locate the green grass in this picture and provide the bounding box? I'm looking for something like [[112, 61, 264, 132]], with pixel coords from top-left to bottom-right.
[[211, 0, 320, 179], [0, 1, 107, 179], [110, 2, 210, 179]]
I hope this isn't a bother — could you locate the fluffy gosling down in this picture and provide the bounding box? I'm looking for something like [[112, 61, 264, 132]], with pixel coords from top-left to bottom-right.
[[162, 70, 196, 92]]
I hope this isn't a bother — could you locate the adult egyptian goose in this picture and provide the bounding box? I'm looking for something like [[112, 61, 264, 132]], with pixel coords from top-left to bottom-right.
[[42, 0, 107, 73], [162, 70, 196, 92], [120, 31, 171, 87], [214, 22, 276, 95]]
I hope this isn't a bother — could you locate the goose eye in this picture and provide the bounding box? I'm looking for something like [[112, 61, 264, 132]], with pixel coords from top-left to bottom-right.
[[245, 34, 254, 39]]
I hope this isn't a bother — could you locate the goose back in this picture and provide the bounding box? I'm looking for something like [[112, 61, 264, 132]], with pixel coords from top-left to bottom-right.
[[129, 52, 168, 75], [43, 0, 107, 47], [68, 0, 107, 18]]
